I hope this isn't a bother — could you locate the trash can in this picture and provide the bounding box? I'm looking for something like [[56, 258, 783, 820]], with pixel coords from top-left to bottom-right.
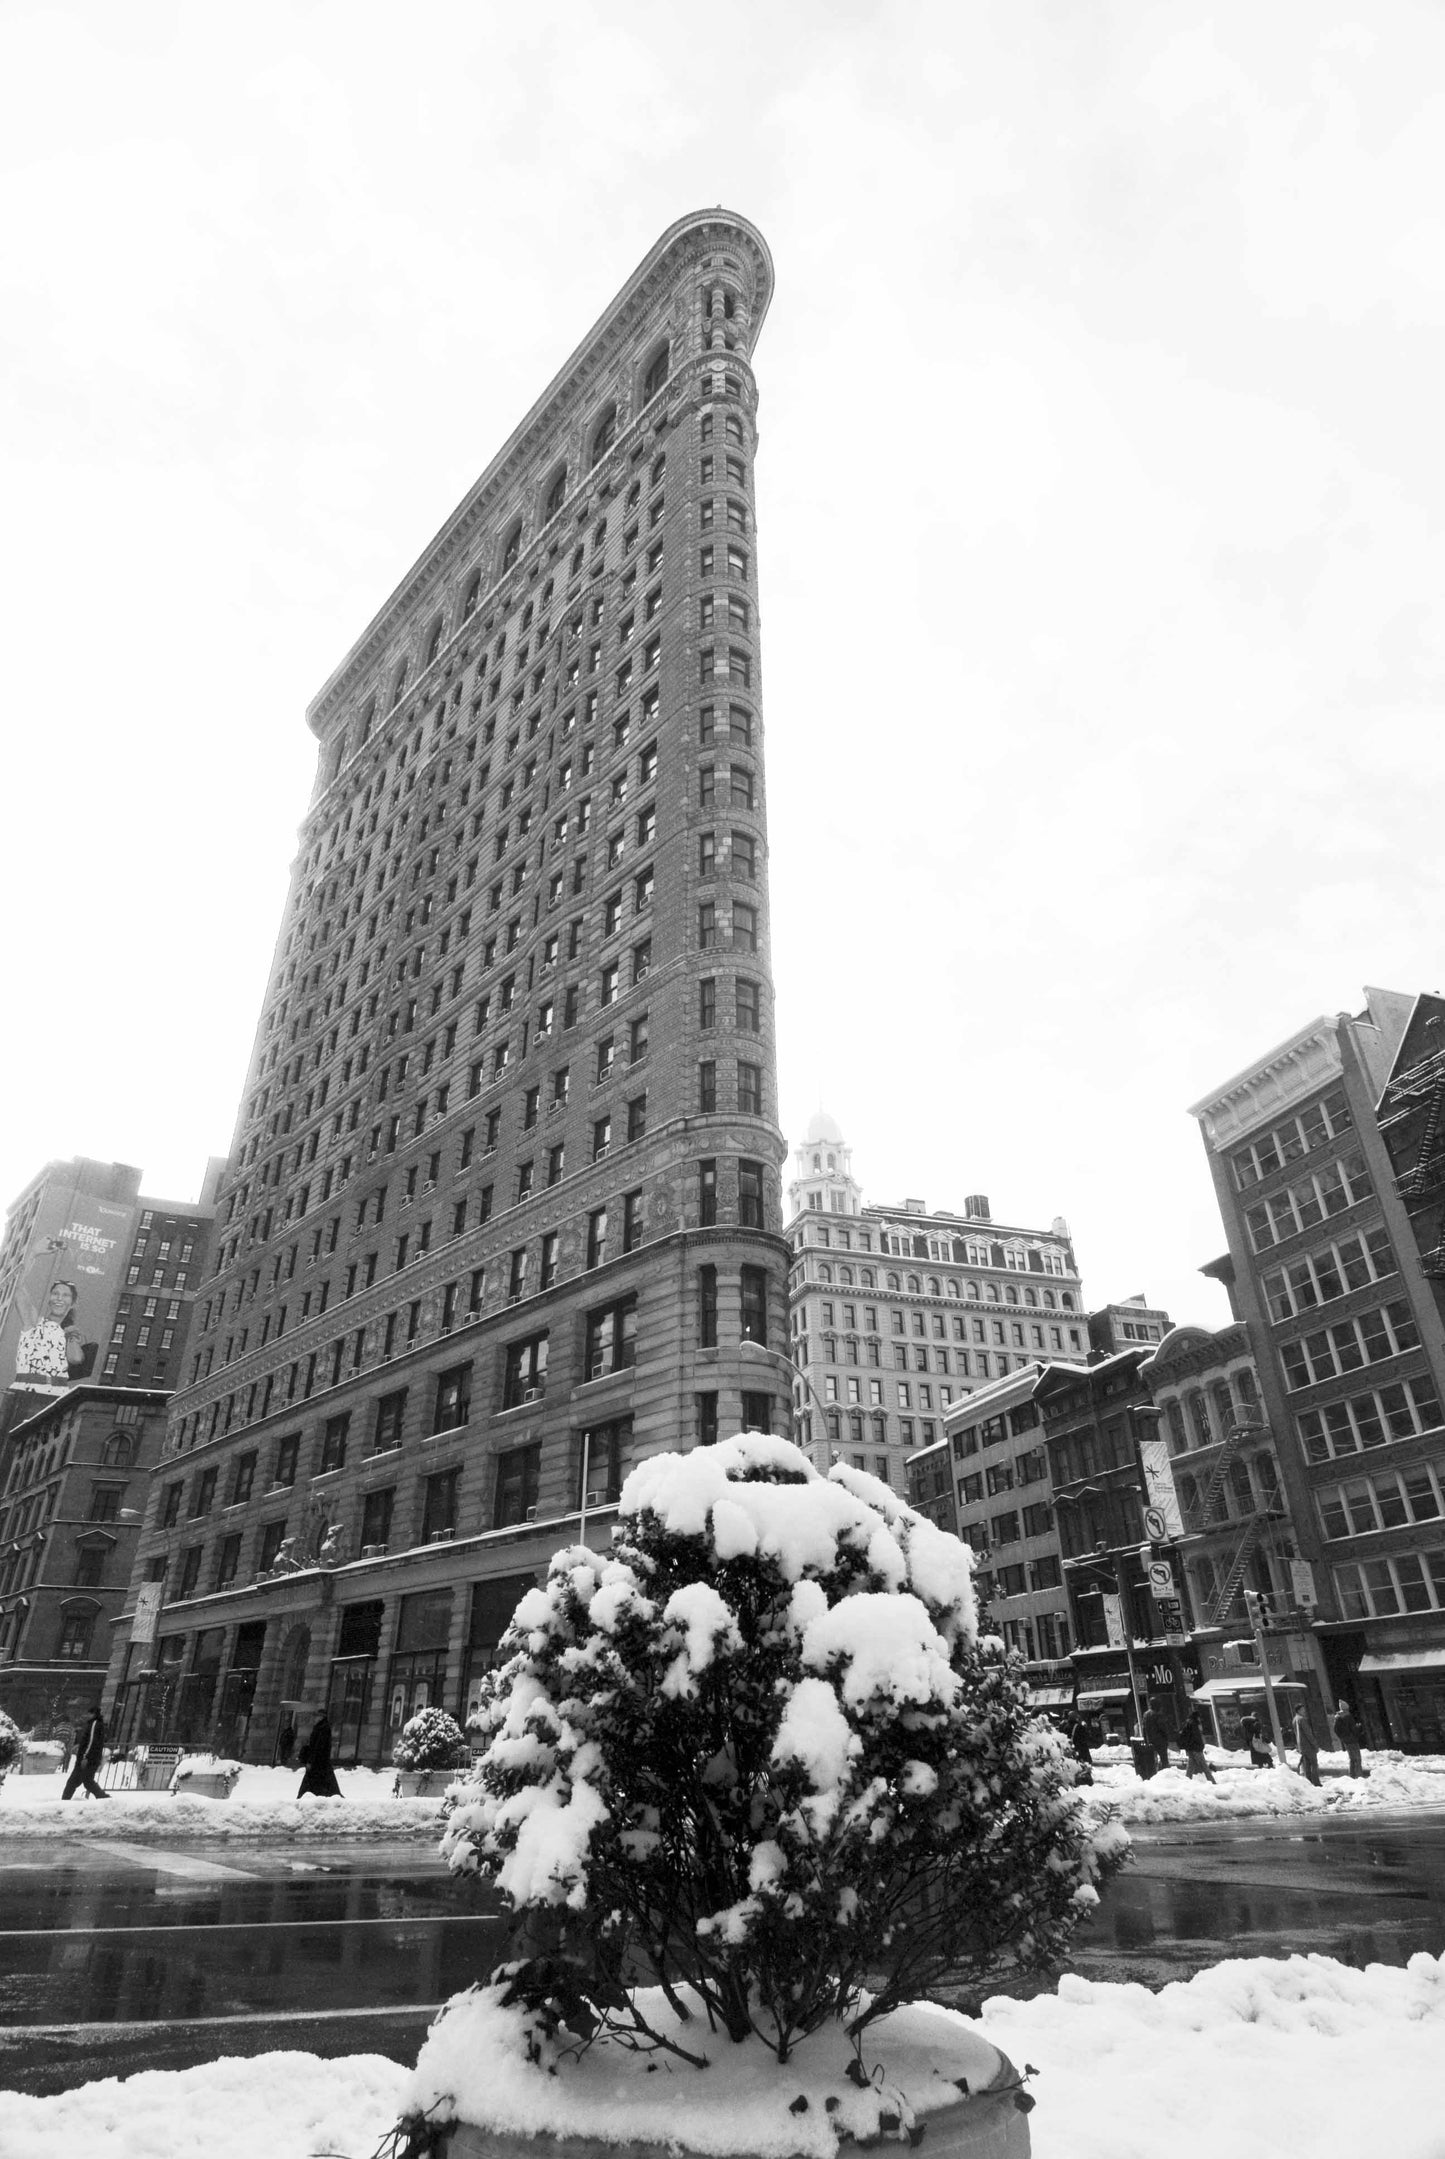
[[1130, 1740, 1157, 1779]]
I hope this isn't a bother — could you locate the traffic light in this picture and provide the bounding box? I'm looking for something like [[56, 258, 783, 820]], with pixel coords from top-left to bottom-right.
[[1244, 1588, 1275, 1630]]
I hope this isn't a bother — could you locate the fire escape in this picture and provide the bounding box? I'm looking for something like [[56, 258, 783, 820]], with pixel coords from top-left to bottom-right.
[[1185, 1420, 1282, 1628], [1378, 1022, 1445, 1277]]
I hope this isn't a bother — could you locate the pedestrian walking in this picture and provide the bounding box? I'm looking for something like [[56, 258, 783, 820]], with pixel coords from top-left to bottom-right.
[[61, 1707, 109, 1801], [1179, 1708, 1217, 1782], [1331, 1701, 1367, 1779], [296, 1711, 342, 1798], [1241, 1713, 1273, 1770], [1066, 1713, 1094, 1785], [1293, 1707, 1322, 1786], [1142, 1702, 1171, 1771]]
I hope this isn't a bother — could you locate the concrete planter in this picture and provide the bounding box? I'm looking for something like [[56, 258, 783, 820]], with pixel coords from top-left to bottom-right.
[[436, 2047, 1031, 2159], [20, 1750, 64, 1775], [394, 1766, 462, 1796]]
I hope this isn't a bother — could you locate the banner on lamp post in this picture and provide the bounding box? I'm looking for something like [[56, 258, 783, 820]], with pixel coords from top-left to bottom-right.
[[1102, 1593, 1126, 1648], [1139, 1439, 1185, 1538]]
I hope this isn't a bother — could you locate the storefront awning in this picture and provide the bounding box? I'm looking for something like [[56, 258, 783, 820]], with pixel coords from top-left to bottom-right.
[[1357, 1648, 1445, 1675], [1076, 1687, 1132, 1706], [1191, 1677, 1307, 1700], [1027, 1685, 1073, 1707]]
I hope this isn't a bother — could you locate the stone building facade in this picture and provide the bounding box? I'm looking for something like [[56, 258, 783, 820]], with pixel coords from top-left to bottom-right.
[[104, 210, 791, 1765], [1193, 988, 1445, 1750], [0, 1387, 168, 1726]]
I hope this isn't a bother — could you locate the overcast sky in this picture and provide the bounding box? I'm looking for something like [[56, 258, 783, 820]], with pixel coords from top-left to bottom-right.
[[4, 1, 1444, 1330]]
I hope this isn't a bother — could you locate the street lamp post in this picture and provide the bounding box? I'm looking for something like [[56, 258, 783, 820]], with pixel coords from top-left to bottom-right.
[[737, 1339, 834, 1454], [1066, 1553, 1147, 1738]]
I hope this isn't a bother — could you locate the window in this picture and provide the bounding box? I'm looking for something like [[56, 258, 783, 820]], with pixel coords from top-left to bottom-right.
[[587, 1207, 609, 1270], [1231, 1086, 1354, 1189], [57, 1607, 96, 1661], [739, 1158, 765, 1229], [627, 1094, 647, 1141], [600, 961, 619, 1006], [503, 1331, 548, 1407], [699, 830, 716, 876], [178, 1548, 203, 1600], [632, 937, 651, 984], [732, 901, 758, 952], [189, 1468, 217, 1518], [579, 1416, 630, 1505], [374, 1391, 406, 1452], [274, 1433, 300, 1487], [590, 405, 618, 467], [422, 1467, 460, 1542], [494, 1443, 541, 1527], [740, 1264, 768, 1346], [433, 1363, 472, 1433], [320, 1413, 350, 1474], [593, 1114, 612, 1161], [738, 1061, 762, 1114], [360, 1487, 394, 1552], [735, 978, 760, 1033], [699, 1158, 718, 1226], [700, 978, 716, 1030], [699, 900, 717, 948], [586, 1295, 637, 1379], [629, 1013, 649, 1063], [258, 1520, 287, 1573], [161, 1481, 183, 1528], [622, 1189, 644, 1253]]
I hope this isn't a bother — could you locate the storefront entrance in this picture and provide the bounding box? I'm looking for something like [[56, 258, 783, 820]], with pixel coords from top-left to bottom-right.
[[385, 1588, 454, 1749]]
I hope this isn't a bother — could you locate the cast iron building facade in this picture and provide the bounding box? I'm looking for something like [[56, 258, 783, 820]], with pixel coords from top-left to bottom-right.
[[106, 211, 789, 1764]]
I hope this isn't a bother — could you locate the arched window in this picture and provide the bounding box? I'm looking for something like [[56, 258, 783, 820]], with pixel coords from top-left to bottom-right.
[[861, 1269, 875, 1289], [1043, 1290, 1056, 1309], [642, 344, 670, 404], [101, 1433, 134, 1468], [461, 571, 482, 620], [812, 1153, 821, 1171], [1166, 1400, 1188, 1454], [818, 1265, 833, 1284], [1178, 1472, 1199, 1523], [1234, 1366, 1259, 1412], [390, 659, 409, 708], [1005, 1286, 1019, 1305], [500, 522, 522, 573], [827, 1153, 836, 1171], [927, 1277, 940, 1296], [906, 1274, 919, 1293], [1061, 1292, 1075, 1311], [1211, 1382, 1235, 1438], [886, 1272, 899, 1291], [1187, 1392, 1212, 1448], [986, 1284, 999, 1303], [965, 1281, 979, 1301], [357, 696, 376, 745], [945, 1280, 958, 1299], [1024, 1288, 1037, 1307], [590, 405, 618, 467], [839, 1266, 853, 1286], [544, 467, 567, 521], [1228, 1458, 1255, 1516], [424, 618, 445, 665]]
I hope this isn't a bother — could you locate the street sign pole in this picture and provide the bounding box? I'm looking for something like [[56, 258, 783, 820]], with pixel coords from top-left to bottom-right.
[[1246, 1591, 1289, 1764]]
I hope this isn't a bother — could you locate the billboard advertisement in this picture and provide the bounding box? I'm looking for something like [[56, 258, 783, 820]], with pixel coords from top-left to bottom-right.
[[0, 1183, 135, 1432]]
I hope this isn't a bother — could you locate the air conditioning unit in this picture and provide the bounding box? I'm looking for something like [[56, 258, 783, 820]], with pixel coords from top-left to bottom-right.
[[360, 1543, 388, 1558], [428, 1528, 455, 1544], [524, 1505, 538, 1522], [585, 1490, 605, 1508]]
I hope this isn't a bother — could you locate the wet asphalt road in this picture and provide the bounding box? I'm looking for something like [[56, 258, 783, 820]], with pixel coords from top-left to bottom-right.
[[1, 1811, 1443, 2096]]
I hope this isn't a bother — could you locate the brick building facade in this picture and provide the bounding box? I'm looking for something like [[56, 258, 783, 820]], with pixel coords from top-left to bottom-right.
[[105, 210, 791, 1765]]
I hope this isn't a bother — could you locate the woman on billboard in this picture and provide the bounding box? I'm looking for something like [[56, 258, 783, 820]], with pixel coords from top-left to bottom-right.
[[14, 1278, 86, 1389]]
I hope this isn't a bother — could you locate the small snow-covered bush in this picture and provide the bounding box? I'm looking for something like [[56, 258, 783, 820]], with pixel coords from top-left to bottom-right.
[[443, 1434, 1126, 2067], [0, 1708, 22, 1780], [394, 1706, 470, 1772]]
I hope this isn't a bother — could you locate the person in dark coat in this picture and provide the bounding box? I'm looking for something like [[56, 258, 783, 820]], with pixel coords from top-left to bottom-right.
[[1141, 1702, 1171, 1771], [1179, 1709, 1216, 1782], [62, 1707, 109, 1800], [1331, 1701, 1367, 1778], [296, 1712, 342, 1798], [1293, 1707, 1322, 1786], [1066, 1714, 1095, 1783]]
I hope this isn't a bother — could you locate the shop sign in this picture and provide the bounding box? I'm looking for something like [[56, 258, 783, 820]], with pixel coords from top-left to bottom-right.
[[1290, 1560, 1318, 1610]]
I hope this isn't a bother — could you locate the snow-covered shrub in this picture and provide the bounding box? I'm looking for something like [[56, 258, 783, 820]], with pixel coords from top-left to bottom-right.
[[394, 1706, 470, 1772], [0, 1707, 22, 1780], [443, 1433, 1127, 2066]]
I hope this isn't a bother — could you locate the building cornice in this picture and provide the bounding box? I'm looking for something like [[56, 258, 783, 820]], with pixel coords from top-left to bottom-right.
[[1188, 1017, 1344, 1151], [303, 209, 773, 742]]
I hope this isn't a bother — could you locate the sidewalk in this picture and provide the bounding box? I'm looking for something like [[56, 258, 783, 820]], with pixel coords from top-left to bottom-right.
[[1082, 1744, 1445, 1826], [0, 1760, 447, 1841]]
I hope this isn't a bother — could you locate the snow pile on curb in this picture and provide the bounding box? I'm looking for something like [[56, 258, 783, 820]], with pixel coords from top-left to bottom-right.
[[1, 2048, 409, 2159], [0, 1761, 449, 1840], [1090, 1753, 1445, 1825], [983, 1948, 1445, 2159]]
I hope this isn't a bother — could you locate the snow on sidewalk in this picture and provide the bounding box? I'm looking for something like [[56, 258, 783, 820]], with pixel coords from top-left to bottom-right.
[[0, 1762, 447, 1840], [4, 1953, 1443, 2158], [1084, 1747, 1445, 1826], [983, 1949, 1445, 2159], [0, 2050, 410, 2159]]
